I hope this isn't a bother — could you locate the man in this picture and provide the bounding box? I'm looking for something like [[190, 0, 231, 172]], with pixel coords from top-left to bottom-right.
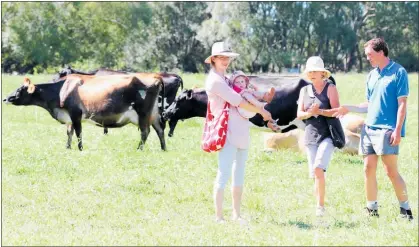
[[334, 38, 413, 220]]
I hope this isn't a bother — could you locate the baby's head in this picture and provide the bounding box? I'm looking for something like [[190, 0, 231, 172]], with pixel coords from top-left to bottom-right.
[[230, 70, 249, 90]]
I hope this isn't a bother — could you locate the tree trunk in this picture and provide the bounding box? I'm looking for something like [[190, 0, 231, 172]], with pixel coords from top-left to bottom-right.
[[357, 47, 363, 72]]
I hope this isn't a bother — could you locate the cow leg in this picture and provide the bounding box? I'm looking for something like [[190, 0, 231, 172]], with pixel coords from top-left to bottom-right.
[[66, 123, 74, 149], [73, 121, 83, 151], [168, 119, 179, 137], [104, 127, 108, 135], [280, 124, 298, 133], [137, 120, 151, 150], [152, 117, 167, 151], [69, 111, 83, 151]]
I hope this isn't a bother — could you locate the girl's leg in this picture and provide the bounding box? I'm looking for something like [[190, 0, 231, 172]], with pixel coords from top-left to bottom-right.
[[306, 144, 318, 179], [314, 167, 325, 207], [214, 141, 237, 221], [231, 148, 249, 220], [314, 138, 335, 209]]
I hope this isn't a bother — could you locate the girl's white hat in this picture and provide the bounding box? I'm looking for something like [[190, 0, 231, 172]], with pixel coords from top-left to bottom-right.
[[303, 56, 331, 78], [204, 41, 240, 64]]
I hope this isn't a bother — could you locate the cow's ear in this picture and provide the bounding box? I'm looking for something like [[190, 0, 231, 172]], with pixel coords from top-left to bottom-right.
[[23, 77, 31, 86], [28, 84, 36, 94], [186, 90, 193, 99]]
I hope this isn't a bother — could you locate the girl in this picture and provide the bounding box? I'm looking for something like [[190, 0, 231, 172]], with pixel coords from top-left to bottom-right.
[[296, 56, 341, 217], [204, 41, 272, 223], [230, 70, 279, 131]]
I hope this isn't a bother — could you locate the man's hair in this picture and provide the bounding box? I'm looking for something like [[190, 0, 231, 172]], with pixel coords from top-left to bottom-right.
[[364, 38, 389, 57]]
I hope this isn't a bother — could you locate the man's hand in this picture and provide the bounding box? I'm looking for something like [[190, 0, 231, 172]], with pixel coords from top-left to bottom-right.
[[332, 106, 349, 118], [390, 130, 402, 146]]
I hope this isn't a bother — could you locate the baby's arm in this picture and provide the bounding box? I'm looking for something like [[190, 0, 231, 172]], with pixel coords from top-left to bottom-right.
[[241, 91, 266, 109]]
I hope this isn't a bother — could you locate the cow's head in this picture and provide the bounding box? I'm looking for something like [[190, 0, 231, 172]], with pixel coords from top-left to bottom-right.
[[54, 65, 73, 81], [162, 89, 194, 121], [3, 77, 36, 105]]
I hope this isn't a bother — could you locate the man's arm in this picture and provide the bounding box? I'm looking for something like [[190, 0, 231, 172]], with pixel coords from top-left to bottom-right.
[[390, 97, 407, 146], [333, 102, 369, 118], [342, 102, 369, 113]]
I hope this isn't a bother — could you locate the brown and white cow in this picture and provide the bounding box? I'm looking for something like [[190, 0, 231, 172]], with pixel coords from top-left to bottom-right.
[[3, 74, 164, 151], [54, 66, 183, 138]]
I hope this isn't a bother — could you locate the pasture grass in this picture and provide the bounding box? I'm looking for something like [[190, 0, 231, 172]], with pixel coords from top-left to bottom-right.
[[1, 72, 418, 246]]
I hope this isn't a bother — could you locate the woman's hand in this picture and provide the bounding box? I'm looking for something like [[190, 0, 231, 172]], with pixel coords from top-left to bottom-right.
[[307, 103, 320, 115], [260, 108, 272, 121]]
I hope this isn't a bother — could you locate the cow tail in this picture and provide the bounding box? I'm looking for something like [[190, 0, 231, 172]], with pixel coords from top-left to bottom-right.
[[178, 75, 184, 90], [160, 77, 165, 113]]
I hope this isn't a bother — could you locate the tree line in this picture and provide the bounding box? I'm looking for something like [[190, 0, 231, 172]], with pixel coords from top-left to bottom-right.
[[1, 2, 418, 74]]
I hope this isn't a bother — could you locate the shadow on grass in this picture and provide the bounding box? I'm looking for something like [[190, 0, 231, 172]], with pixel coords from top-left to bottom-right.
[[342, 156, 364, 165], [288, 220, 313, 230], [333, 220, 359, 229]]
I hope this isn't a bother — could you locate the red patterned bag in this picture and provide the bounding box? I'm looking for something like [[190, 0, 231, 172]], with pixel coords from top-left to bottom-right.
[[201, 101, 230, 153]]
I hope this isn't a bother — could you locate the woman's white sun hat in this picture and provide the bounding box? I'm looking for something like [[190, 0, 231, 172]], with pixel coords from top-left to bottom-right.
[[303, 56, 331, 78], [204, 41, 240, 64]]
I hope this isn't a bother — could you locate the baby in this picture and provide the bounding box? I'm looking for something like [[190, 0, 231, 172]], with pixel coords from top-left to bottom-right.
[[230, 71, 280, 132]]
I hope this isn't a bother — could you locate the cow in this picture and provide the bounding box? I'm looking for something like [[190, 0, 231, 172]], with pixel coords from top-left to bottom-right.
[[3, 74, 164, 151], [163, 76, 336, 137], [54, 66, 183, 136], [162, 88, 208, 137], [263, 129, 306, 153], [263, 113, 365, 155]]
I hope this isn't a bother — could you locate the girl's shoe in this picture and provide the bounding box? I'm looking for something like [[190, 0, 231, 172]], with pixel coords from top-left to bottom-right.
[[215, 217, 226, 224], [316, 206, 326, 217], [232, 216, 248, 226]]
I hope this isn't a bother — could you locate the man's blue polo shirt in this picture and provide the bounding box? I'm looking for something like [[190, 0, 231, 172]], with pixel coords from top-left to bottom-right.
[[365, 60, 409, 137]]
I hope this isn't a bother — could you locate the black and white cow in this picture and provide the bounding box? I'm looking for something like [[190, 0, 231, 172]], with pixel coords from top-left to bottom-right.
[[163, 76, 336, 137]]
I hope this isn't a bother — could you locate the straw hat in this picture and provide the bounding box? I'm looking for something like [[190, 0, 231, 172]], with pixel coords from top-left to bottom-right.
[[204, 41, 240, 64], [303, 56, 331, 78]]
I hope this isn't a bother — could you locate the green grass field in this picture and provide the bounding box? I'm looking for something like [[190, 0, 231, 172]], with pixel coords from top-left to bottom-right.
[[1, 73, 418, 246]]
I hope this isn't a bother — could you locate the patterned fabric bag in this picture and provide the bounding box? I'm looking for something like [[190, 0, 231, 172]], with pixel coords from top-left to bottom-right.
[[201, 101, 230, 152]]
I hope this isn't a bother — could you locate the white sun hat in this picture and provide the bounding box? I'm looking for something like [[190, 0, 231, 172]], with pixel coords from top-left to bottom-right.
[[204, 41, 240, 64], [303, 56, 331, 78]]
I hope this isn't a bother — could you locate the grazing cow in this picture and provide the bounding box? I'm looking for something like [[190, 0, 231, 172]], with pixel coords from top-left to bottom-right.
[[263, 129, 305, 153], [163, 88, 208, 137], [54, 66, 183, 137], [163, 76, 336, 137], [3, 75, 164, 151], [339, 113, 365, 155], [263, 114, 365, 155]]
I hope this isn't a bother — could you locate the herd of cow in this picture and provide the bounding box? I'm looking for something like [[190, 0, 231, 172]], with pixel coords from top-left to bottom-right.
[[3, 66, 364, 154]]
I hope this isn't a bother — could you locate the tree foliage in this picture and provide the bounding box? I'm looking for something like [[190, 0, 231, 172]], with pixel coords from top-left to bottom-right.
[[1, 2, 418, 74]]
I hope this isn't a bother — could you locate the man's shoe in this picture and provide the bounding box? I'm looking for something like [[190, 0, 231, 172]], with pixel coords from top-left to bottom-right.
[[400, 207, 414, 221], [365, 207, 379, 217]]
